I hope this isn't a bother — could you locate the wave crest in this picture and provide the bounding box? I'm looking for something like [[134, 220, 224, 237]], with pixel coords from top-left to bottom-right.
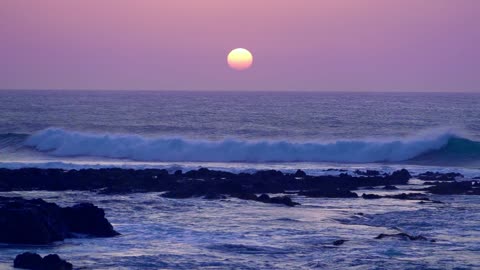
[[21, 128, 478, 163]]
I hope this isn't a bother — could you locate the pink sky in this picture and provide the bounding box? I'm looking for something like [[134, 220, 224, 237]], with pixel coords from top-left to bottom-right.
[[1, 0, 479, 91]]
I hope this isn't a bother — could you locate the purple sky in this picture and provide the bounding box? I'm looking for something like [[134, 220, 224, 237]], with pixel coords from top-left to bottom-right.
[[1, 0, 479, 92]]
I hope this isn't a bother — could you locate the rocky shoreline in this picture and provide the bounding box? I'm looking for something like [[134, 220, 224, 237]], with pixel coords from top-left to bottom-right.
[[1, 167, 479, 269]]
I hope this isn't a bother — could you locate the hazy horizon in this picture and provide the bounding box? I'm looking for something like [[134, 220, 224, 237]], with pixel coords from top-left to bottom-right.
[[1, 0, 479, 92]]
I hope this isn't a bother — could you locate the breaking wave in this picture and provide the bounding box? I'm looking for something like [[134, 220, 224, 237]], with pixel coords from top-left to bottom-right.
[[11, 127, 479, 164]]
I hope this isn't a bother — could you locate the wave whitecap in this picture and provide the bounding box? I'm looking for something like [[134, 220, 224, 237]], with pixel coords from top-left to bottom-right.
[[20, 128, 480, 163]]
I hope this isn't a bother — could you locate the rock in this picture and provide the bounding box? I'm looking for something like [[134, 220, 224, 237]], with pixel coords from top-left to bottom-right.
[[0, 197, 68, 244], [389, 169, 412, 183], [61, 203, 119, 237], [13, 252, 42, 269], [13, 253, 72, 270], [375, 233, 427, 241], [426, 181, 480, 195], [383, 185, 398, 190], [40, 254, 72, 270], [0, 197, 118, 244], [387, 193, 430, 201], [355, 170, 380, 176], [362, 193, 382, 199], [268, 196, 300, 207], [299, 189, 358, 198], [332, 239, 347, 246], [294, 169, 307, 178], [417, 171, 463, 181]]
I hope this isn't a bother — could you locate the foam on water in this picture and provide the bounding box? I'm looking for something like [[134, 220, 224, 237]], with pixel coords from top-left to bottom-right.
[[18, 127, 480, 164]]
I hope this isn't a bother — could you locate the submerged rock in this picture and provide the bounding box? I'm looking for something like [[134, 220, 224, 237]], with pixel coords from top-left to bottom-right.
[[375, 233, 428, 241], [332, 239, 347, 246], [14, 253, 72, 270]]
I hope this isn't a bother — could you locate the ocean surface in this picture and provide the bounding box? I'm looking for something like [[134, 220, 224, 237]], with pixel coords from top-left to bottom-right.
[[1, 90, 480, 172], [1, 90, 480, 269]]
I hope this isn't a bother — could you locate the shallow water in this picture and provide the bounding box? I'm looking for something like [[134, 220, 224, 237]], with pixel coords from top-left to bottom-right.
[[1, 184, 479, 269]]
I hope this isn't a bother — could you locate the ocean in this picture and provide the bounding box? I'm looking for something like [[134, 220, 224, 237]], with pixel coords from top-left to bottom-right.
[[1, 90, 480, 269], [1, 90, 480, 171]]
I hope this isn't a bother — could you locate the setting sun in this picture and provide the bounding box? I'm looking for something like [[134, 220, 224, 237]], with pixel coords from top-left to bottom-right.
[[227, 48, 253, 71]]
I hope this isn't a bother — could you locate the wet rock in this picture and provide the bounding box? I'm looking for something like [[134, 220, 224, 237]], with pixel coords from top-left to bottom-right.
[[294, 169, 307, 178], [268, 196, 300, 207], [417, 171, 463, 181], [383, 185, 398, 190], [13, 252, 42, 269], [299, 189, 358, 198], [0, 197, 118, 244], [40, 254, 72, 270], [387, 193, 430, 201], [375, 233, 427, 241], [355, 170, 380, 176], [426, 181, 480, 195], [61, 203, 119, 237], [13, 253, 72, 270], [332, 239, 347, 246], [0, 197, 68, 244], [203, 192, 226, 200], [362, 193, 382, 199], [389, 169, 412, 183]]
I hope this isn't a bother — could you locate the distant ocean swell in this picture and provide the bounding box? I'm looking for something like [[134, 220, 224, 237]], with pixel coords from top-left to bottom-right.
[[1, 127, 475, 164]]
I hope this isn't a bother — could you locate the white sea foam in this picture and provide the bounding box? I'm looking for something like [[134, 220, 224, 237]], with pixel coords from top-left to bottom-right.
[[22, 127, 468, 163]]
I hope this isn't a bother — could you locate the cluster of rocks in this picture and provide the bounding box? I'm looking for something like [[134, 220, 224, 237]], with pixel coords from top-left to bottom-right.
[[0, 168, 413, 207], [14, 253, 72, 270]]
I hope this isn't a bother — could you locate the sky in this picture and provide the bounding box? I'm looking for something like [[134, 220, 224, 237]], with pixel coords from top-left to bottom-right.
[[1, 0, 479, 92]]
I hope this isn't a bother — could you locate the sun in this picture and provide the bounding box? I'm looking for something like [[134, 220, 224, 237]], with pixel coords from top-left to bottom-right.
[[227, 48, 253, 71]]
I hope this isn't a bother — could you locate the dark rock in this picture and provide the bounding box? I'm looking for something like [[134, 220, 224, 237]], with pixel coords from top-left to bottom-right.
[[332, 239, 347, 246], [383, 185, 398, 190], [268, 196, 300, 207], [294, 169, 307, 178], [13, 253, 72, 270], [0, 197, 118, 244], [417, 171, 463, 181], [174, 170, 183, 176], [355, 170, 380, 176], [389, 169, 412, 183], [387, 193, 430, 201], [203, 192, 226, 200], [40, 254, 72, 270], [375, 232, 427, 241], [257, 194, 271, 202], [362, 193, 382, 199], [426, 181, 480, 195], [299, 189, 358, 198], [13, 252, 42, 269], [0, 197, 68, 244], [61, 203, 119, 237]]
